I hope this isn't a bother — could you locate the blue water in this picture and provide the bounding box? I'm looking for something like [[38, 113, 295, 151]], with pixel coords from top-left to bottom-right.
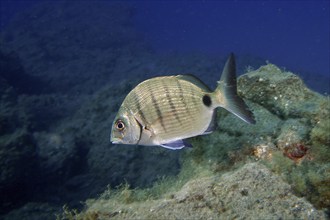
[[132, 1, 329, 79], [1, 1, 329, 80]]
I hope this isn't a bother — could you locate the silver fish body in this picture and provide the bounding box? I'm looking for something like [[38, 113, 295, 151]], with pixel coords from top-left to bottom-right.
[[111, 54, 255, 150]]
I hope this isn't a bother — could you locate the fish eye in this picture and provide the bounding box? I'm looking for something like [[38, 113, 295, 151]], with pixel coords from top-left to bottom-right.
[[115, 119, 125, 131]]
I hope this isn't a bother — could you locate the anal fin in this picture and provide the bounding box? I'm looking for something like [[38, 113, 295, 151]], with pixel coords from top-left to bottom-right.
[[160, 140, 192, 150], [202, 110, 217, 135]]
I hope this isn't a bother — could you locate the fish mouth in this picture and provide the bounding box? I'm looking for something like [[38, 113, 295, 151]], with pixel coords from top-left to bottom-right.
[[111, 137, 121, 144], [110, 133, 117, 143]]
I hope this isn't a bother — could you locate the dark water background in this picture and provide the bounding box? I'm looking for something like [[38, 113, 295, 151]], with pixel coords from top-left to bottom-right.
[[0, 0, 329, 218], [1, 0, 329, 84]]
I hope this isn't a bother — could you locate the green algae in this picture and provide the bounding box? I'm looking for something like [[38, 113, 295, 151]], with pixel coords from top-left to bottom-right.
[[238, 63, 324, 120], [310, 98, 330, 163], [99, 159, 211, 203], [257, 148, 330, 211], [237, 64, 330, 210], [57, 160, 213, 220]]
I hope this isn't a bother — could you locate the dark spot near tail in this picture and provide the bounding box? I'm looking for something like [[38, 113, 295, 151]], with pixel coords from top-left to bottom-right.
[[202, 94, 212, 107]]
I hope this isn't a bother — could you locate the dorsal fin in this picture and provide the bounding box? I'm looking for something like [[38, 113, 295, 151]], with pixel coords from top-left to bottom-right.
[[176, 74, 212, 92]]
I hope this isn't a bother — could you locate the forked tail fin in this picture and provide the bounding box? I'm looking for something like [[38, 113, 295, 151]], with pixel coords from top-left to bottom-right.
[[214, 53, 256, 124]]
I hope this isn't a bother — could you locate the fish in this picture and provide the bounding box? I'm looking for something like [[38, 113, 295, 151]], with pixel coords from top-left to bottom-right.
[[110, 53, 255, 150]]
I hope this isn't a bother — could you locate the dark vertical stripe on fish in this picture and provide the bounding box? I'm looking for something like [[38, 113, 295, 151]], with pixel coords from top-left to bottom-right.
[[190, 84, 200, 107], [131, 90, 148, 125], [176, 79, 192, 118], [150, 87, 167, 132], [163, 82, 182, 125]]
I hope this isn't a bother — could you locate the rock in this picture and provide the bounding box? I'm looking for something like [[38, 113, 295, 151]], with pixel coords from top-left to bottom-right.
[[3, 202, 61, 220], [235, 65, 330, 211], [183, 65, 330, 213], [217, 101, 283, 142], [82, 163, 327, 219], [0, 49, 47, 94], [0, 84, 18, 136], [32, 131, 80, 182], [0, 1, 152, 94], [0, 130, 38, 214], [238, 64, 324, 119], [276, 118, 310, 150]]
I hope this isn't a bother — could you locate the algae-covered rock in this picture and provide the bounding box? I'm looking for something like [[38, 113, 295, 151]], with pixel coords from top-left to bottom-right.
[[238, 64, 324, 119], [234, 65, 330, 211], [180, 64, 330, 213], [185, 102, 282, 170], [76, 163, 327, 219], [276, 118, 310, 150], [310, 98, 330, 162]]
